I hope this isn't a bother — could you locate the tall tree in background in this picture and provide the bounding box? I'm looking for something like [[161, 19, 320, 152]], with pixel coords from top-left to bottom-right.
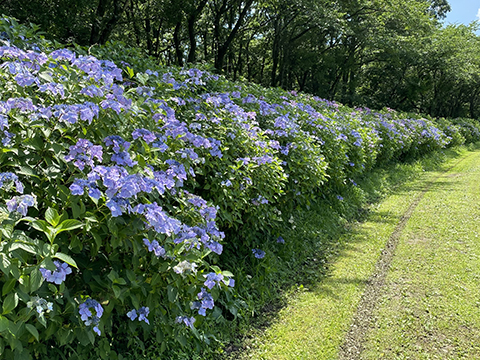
[[2, 0, 480, 119]]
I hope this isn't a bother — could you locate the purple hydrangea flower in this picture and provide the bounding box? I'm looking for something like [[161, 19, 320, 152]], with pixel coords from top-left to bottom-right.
[[105, 197, 131, 217], [252, 249, 266, 259], [143, 238, 166, 257], [39, 260, 72, 285], [176, 316, 196, 329], [127, 306, 149, 324], [0, 114, 8, 131], [132, 128, 156, 144], [203, 272, 224, 290], [0, 172, 23, 193], [6, 194, 36, 216], [15, 73, 38, 87], [65, 139, 103, 171], [191, 288, 214, 316], [134, 202, 181, 235], [78, 298, 103, 335]]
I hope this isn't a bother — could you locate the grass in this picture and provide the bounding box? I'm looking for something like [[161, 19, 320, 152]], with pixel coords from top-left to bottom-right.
[[361, 148, 480, 359], [222, 144, 480, 360]]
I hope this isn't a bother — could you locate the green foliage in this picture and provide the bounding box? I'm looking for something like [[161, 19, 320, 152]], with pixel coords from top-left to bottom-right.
[[0, 17, 480, 360]]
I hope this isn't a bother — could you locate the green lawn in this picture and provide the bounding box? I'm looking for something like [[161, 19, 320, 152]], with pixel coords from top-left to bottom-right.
[[235, 147, 480, 360], [361, 150, 480, 359]]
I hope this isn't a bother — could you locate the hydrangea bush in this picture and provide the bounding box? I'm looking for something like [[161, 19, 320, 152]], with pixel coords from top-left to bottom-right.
[[0, 17, 480, 360]]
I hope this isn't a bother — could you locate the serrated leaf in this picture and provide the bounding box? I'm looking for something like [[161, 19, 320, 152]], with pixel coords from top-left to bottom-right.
[[167, 286, 178, 303], [71, 201, 81, 219], [112, 285, 121, 298], [136, 73, 149, 85], [30, 220, 51, 233], [53, 252, 77, 268]]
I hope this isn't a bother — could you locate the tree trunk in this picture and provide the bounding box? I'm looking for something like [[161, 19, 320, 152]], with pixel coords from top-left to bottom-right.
[[173, 21, 184, 66]]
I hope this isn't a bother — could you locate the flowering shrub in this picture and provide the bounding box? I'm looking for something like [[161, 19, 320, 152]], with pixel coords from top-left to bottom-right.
[[0, 17, 479, 360]]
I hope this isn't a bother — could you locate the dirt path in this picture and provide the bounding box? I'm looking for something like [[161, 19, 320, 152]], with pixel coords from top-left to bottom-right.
[[338, 153, 476, 359], [240, 148, 480, 360]]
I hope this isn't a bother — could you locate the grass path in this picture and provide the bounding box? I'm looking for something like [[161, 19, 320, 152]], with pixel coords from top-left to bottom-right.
[[236, 148, 480, 360]]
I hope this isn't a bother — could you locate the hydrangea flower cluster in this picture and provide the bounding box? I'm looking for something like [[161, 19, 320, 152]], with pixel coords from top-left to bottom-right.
[[104, 135, 137, 167], [79, 298, 104, 336], [127, 306, 150, 324], [0, 172, 23, 193], [203, 272, 235, 289], [39, 260, 72, 285], [252, 249, 266, 259], [176, 315, 196, 329], [65, 138, 103, 171], [191, 288, 214, 316], [27, 296, 53, 316], [6, 194, 36, 216], [143, 238, 166, 257], [173, 260, 197, 274]]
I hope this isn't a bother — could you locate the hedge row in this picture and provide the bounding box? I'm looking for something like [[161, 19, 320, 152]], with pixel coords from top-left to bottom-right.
[[0, 17, 479, 360]]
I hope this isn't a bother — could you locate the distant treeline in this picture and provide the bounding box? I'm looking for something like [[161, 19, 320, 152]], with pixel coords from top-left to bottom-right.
[[3, 0, 480, 119]]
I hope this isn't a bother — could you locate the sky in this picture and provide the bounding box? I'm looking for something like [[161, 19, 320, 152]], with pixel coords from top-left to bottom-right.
[[443, 0, 480, 28]]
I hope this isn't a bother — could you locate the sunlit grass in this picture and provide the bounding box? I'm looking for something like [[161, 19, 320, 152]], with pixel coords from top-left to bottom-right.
[[362, 149, 480, 359], [227, 146, 479, 360]]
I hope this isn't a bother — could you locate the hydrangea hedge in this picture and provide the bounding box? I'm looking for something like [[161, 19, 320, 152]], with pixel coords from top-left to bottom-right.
[[0, 17, 479, 360]]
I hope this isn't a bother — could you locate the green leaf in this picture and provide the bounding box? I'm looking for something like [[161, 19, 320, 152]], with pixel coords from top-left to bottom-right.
[[127, 67, 134, 78], [136, 73, 149, 85], [2, 293, 18, 314], [0, 316, 9, 332], [17, 166, 38, 178], [53, 252, 77, 268], [30, 220, 55, 242], [167, 286, 178, 303], [38, 71, 53, 82], [71, 201, 81, 219], [55, 219, 83, 233], [25, 324, 39, 341], [0, 254, 10, 275], [29, 267, 44, 292], [112, 286, 121, 299], [45, 208, 61, 227], [8, 243, 36, 255], [2, 278, 16, 296]]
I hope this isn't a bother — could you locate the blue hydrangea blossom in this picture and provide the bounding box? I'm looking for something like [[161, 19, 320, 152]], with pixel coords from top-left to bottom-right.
[[39, 260, 72, 285]]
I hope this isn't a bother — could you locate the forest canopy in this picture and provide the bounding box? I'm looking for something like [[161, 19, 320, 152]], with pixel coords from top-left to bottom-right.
[[1, 0, 480, 118]]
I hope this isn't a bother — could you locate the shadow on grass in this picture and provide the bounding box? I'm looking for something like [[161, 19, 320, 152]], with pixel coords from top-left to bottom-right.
[[218, 146, 475, 360]]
